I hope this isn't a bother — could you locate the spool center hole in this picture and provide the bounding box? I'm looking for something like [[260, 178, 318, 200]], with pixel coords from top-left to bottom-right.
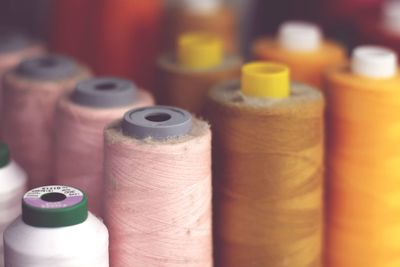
[[41, 192, 67, 202], [95, 82, 117, 91], [145, 113, 172, 122], [39, 58, 58, 68]]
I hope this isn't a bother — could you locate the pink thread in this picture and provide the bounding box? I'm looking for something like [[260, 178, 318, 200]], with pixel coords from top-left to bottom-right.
[[0, 43, 45, 135], [104, 119, 213, 267], [1, 67, 90, 189], [54, 89, 154, 216]]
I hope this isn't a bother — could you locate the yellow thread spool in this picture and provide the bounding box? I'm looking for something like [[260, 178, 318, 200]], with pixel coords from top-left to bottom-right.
[[241, 62, 290, 98], [178, 32, 223, 69]]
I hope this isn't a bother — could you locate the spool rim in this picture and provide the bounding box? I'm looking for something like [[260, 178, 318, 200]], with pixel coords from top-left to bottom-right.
[[351, 45, 398, 79], [122, 105, 192, 140], [72, 77, 137, 108], [178, 32, 223, 69], [241, 61, 290, 98], [278, 21, 322, 52], [16, 54, 78, 80], [22, 185, 88, 228], [0, 143, 10, 168]]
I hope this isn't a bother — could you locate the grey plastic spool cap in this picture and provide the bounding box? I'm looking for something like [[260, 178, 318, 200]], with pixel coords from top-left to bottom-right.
[[72, 77, 137, 108], [16, 54, 78, 80], [0, 30, 32, 53], [122, 106, 192, 140]]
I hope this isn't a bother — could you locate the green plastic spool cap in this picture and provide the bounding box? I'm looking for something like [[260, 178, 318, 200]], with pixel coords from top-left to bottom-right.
[[0, 143, 10, 168], [22, 185, 88, 228]]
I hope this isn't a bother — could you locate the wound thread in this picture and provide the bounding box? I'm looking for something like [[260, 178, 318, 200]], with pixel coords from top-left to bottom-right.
[[325, 46, 400, 267], [104, 106, 213, 267], [54, 77, 154, 216], [207, 63, 324, 267], [1, 55, 91, 189]]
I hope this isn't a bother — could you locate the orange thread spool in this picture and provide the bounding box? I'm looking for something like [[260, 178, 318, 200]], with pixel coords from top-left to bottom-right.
[[253, 21, 346, 89], [92, 0, 162, 91], [325, 46, 400, 267]]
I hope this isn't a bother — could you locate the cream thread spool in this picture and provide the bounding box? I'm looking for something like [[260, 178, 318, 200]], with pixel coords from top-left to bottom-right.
[[0, 143, 27, 267], [3, 185, 109, 267], [104, 106, 213, 267], [55, 77, 154, 216], [2, 54, 91, 189]]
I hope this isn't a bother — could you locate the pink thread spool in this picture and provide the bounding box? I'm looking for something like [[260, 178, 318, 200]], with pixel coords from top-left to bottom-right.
[[104, 106, 213, 267], [0, 30, 45, 135], [2, 54, 91, 189], [54, 77, 154, 216]]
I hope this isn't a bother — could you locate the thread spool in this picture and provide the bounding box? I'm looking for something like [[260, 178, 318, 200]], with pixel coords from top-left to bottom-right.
[[0, 143, 27, 267], [252, 21, 346, 88], [0, 30, 45, 74], [158, 32, 241, 115], [164, 1, 238, 53], [207, 62, 324, 267], [325, 46, 400, 267], [91, 0, 162, 91], [356, 0, 400, 56], [2, 54, 91, 189], [54, 77, 154, 216], [104, 106, 212, 267], [0, 30, 45, 135], [3, 185, 109, 267]]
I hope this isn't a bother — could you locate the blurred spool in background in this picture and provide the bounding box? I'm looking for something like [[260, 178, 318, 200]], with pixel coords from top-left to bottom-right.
[[252, 21, 346, 89], [164, 0, 239, 53], [207, 62, 324, 267], [157, 32, 241, 115], [1, 54, 91, 189], [54, 77, 154, 216], [3, 185, 109, 267], [356, 0, 400, 56], [0, 143, 27, 267], [325, 46, 400, 267], [104, 106, 212, 267], [0, 30, 45, 135]]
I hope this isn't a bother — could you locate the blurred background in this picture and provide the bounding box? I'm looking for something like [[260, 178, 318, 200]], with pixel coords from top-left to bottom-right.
[[0, 0, 389, 91]]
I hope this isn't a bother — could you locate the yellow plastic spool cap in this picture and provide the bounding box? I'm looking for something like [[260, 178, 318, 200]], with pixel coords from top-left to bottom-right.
[[178, 32, 223, 69], [241, 62, 290, 98]]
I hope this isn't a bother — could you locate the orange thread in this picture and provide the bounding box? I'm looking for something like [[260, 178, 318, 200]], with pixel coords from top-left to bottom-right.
[[252, 38, 345, 88], [325, 60, 400, 267]]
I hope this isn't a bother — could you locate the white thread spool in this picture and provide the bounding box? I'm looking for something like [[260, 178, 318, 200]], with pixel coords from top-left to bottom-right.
[[351, 45, 398, 79], [383, 0, 400, 34], [3, 185, 109, 267], [0, 143, 27, 267], [278, 21, 322, 52]]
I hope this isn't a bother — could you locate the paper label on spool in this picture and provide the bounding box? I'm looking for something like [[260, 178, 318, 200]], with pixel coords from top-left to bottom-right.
[[24, 185, 84, 209]]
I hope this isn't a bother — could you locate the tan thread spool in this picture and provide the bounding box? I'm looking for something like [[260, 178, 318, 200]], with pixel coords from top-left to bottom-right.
[[207, 62, 325, 267], [164, 5, 238, 53], [157, 32, 241, 115], [2, 54, 91, 189]]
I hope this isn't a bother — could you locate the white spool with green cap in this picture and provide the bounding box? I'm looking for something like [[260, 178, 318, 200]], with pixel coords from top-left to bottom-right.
[[3, 185, 109, 267], [0, 143, 27, 267]]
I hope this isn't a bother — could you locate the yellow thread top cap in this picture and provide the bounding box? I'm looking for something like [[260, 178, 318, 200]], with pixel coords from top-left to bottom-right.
[[241, 62, 290, 98], [178, 32, 223, 69]]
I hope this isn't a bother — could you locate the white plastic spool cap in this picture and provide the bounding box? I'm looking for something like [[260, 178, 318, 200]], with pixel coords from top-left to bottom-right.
[[181, 0, 221, 13], [383, 0, 400, 33], [278, 21, 322, 52], [351, 46, 398, 78]]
